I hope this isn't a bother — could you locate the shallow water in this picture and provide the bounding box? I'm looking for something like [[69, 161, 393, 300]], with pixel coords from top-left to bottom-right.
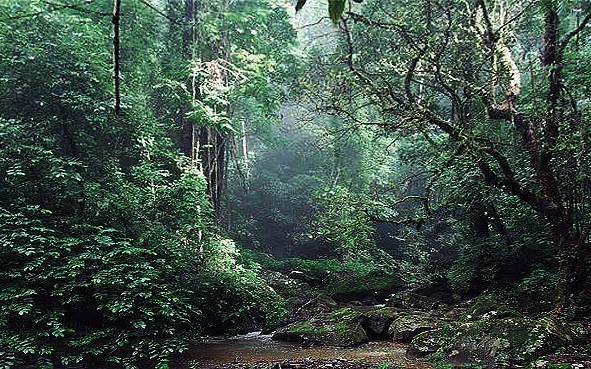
[[169, 332, 434, 368]]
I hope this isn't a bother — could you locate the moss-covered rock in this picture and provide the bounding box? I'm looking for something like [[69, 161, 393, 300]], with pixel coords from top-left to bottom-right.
[[530, 363, 590, 369], [388, 314, 441, 342], [328, 307, 365, 320], [260, 270, 337, 322], [408, 314, 588, 364], [448, 318, 533, 358], [328, 269, 406, 303], [406, 329, 443, 358], [272, 307, 368, 347], [386, 291, 438, 311], [528, 344, 591, 368], [363, 307, 399, 338], [520, 318, 580, 360], [461, 296, 522, 322]]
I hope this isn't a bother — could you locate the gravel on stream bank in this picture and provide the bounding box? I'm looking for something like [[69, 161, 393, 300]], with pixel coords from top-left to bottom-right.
[[173, 357, 434, 369]]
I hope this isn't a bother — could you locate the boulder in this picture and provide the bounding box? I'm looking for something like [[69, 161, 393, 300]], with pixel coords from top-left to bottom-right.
[[462, 296, 522, 321], [388, 314, 441, 343], [272, 307, 368, 347], [408, 314, 589, 364], [328, 269, 405, 303], [260, 270, 337, 322], [520, 317, 585, 360], [386, 291, 438, 311], [407, 329, 442, 358], [362, 307, 399, 338], [260, 270, 309, 297], [528, 345, 591, 368], [288, 270, 323, 287]]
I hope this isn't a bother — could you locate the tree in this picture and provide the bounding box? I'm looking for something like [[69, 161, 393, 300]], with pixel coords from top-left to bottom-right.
[[157, 0, 297, 224], [303, 0, 591, 316]]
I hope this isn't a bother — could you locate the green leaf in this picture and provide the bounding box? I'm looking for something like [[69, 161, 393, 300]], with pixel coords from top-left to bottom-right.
[[329, 0, 346, 24]]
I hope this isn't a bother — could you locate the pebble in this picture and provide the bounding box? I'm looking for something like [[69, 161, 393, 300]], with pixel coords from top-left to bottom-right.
[[184, 358, 407, 369]]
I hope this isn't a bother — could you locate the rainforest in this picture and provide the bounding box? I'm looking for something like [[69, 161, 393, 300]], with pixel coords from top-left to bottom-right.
[[0, 0, 590, 368]]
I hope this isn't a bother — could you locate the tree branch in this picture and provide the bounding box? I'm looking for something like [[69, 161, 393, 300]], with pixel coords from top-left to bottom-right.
[[477, 159, 540, 211], [560, 7, 591, 51], [483, 147, 515, 180], [475, 0, 496, 45], [137, 0, 179, 24], [0, 0, 109, 22]]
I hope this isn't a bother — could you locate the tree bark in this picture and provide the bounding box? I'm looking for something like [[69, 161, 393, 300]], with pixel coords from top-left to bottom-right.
[[112, 0, 121, 115]]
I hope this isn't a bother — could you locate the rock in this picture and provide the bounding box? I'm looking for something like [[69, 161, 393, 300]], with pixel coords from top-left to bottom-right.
[[288, 270, 323, 287], [412, 277, 461, 304], [528, 345, 591, 368], [328, 320, 368, 347], [520, 317, 582, 360], [260, 270, 337, 322], [386, 291, 438, 311], [462, 296, 522, 321], [530, 361, 591, 369], [362, 307, 399, 338], [388, 314, 441, 343], [272, 308, 368, 347], [410, 314, 589, 364], [328, 269, 405, 303], [272, 322, 319, 344], [407, 329, 442, 358]]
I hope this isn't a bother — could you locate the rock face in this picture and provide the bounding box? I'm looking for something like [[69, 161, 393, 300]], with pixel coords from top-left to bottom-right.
[[388, 314, 441, 343], [272, 308, 368, 347]]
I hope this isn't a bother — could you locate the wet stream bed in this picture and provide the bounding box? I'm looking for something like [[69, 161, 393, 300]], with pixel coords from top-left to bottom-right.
[[169, 332, 435, 369]]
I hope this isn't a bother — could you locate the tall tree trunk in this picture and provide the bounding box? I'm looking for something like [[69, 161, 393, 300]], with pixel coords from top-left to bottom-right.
[[196, 2, 231, 226], [184, 0, 198, 161], [199, 126, 226, 225], [112, 0, 121, 115], [241, 119, 248, 174], [540, 2, 585, 316]]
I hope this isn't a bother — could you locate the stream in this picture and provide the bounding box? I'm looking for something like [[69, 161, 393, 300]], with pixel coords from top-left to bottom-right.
[[169, 332, 435, 369]]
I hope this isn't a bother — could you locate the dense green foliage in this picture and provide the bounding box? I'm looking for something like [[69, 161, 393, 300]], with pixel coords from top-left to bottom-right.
[[0, 0, 293, 367], [1, 0, 591, 367]]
